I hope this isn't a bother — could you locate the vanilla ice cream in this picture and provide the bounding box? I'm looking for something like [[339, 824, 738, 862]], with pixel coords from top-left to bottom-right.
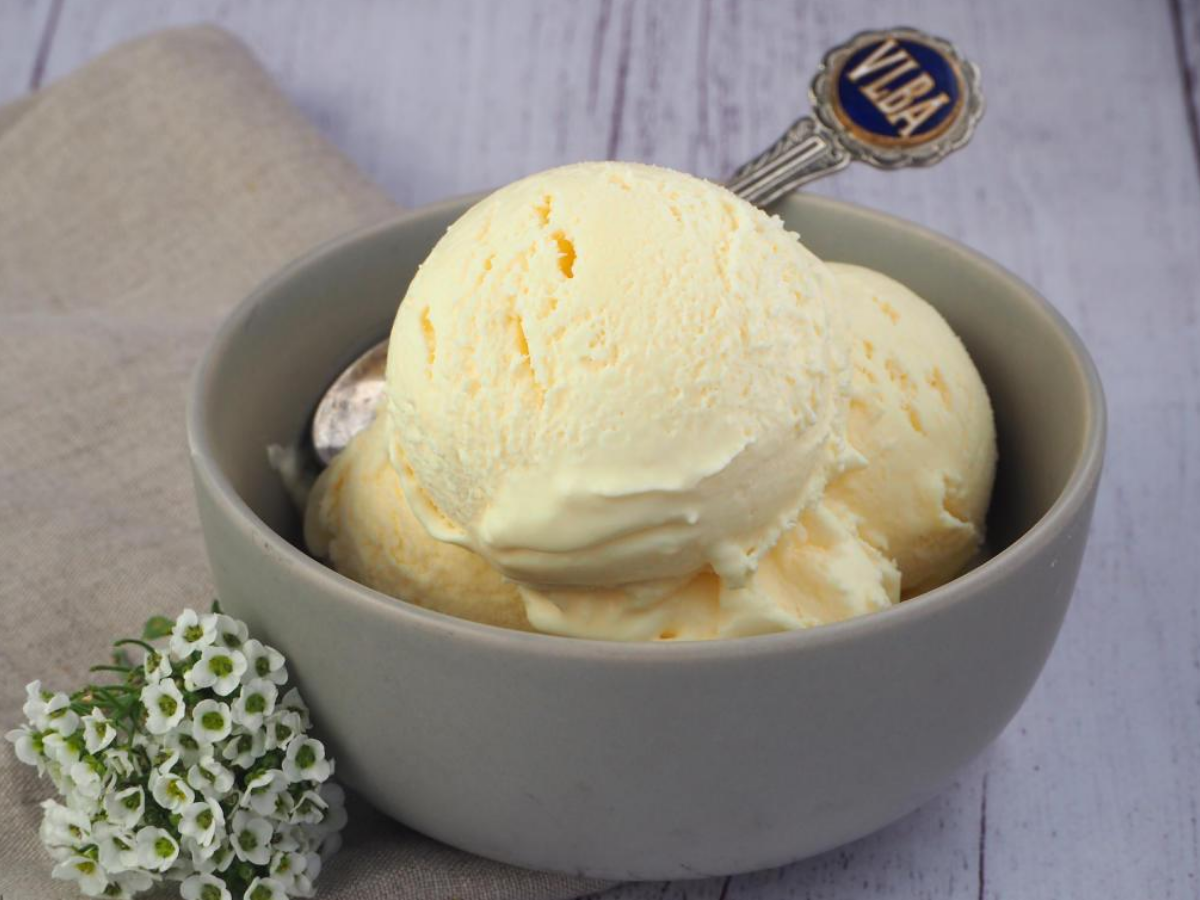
[[512, 261, 995, 638], [518, 501, 899, 640], [825, 263, 996, 593], [384, 161, 854, 595], [305, 413, 530, 631], [303, 163, 996, 641]]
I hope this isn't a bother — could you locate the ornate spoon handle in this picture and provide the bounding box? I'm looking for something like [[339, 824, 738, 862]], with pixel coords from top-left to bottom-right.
[[726, 26, 983, 205], [725, 117, 851, 206]]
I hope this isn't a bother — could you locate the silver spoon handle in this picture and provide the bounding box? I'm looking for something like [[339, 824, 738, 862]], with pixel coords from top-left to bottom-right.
[[725, 117, 851, 207]]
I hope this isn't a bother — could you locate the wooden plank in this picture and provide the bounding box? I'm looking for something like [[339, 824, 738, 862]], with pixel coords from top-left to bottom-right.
[[945, 2, 1200, 896], [0, 0, 54, 106], [597, 770, 985, 900], [38, 0, 632, 207], [16, 1, 1200, 898], [1172, 0, 1200, 185]]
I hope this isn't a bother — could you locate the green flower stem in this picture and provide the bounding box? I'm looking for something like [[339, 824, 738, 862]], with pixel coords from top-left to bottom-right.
[[92, 685, 136, 701], [88, 664, 135, 675], [113, 638, 158, 655]]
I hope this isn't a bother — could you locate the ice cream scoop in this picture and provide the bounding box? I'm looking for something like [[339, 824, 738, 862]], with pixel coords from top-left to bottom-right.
[[385, 161, 855, 595], [306, 160, 852, 635], [307, 249, 995, 640], [823, 263, 996, 592], [305, 413, 529, 631]]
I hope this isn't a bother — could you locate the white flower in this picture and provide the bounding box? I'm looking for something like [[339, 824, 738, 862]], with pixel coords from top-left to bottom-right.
[[241, 768, 288, 816], [13, 611, 345, 899], [103, 869, 154, 900], [188, 753, 235, 797], [36, 751, 69, 798], [160, 729, 206, 769], [292, 872, 316, 899], [242, 639, 288, 686], [187, 836, 235, 875], [164, 852, 193, 883], [263, 710, 304, 752], [150, 768, 195, 812], [41, 730, 81, 767], [222, 728, 266, 769], [82, 709, 117, 754], [6, 724, 44, 770], [36, 752, 70, 797], [212, 614, 249, 651], [144, 648, 172, 682], [186, 646, 248, 696], [232, 678, 278, 731], [68, 758, 105, 801], [104, 785, 145, 828], [23, 680, 51, 724], [51, 854, 108, 896], [213, 840, 236, 872], [269, 787, 296, 821], [150, 745, 181, 775], [183, 835, 216, 871], [182, 872, 233, 900], [290, 788, 326, 825], [272, 823, 302, 853], [39, 799, 91, 850], [230, 810, 274, 865], [142, 679, 186, 735], [180, 797, 225, 847], [192, 699, 233, 744], [135, 825, 180, 872], [170, 608, 218, 659], [42, 691, 80, 737], [104, 748, 138, 780], [269, 848, 309, 891], [283, 737, 332, 783], [294, 783, 346, 862], [294, 852, 321, 898], [243, 876, 287, 900], [93, 821, 139, 874], [279, 688, 310, 727], [279, 822, 303, 848]]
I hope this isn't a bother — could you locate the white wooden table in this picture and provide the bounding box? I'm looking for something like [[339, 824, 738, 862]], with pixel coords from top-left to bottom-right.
[[3, 1, 1197, 897]]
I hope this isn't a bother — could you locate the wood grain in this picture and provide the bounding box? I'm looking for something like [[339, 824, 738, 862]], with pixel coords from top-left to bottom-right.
[[2, 1, 1198, 898], [1173, 0, 1200, 185], [0, 0, 53, 105]]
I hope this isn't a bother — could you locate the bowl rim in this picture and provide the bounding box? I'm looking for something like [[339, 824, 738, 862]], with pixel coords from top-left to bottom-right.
[[187, 190, 1107, 663]]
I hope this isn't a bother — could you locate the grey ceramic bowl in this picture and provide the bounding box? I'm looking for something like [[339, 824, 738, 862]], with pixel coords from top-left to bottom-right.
[[187, 192, 1105, 880]]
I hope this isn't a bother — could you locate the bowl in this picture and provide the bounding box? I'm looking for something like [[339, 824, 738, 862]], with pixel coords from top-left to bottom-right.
[[187, 192, 1105, 880]]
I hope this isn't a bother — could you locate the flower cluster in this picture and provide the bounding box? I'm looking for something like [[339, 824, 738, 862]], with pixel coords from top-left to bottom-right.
[[6, 606, 345, 900]]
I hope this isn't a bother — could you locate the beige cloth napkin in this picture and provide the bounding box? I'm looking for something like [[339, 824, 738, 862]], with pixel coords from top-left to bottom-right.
[[0, 25, 608, 900]]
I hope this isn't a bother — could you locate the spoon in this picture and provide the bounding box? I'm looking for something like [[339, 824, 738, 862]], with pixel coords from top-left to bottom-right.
[[310, 26, 982, 467]]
